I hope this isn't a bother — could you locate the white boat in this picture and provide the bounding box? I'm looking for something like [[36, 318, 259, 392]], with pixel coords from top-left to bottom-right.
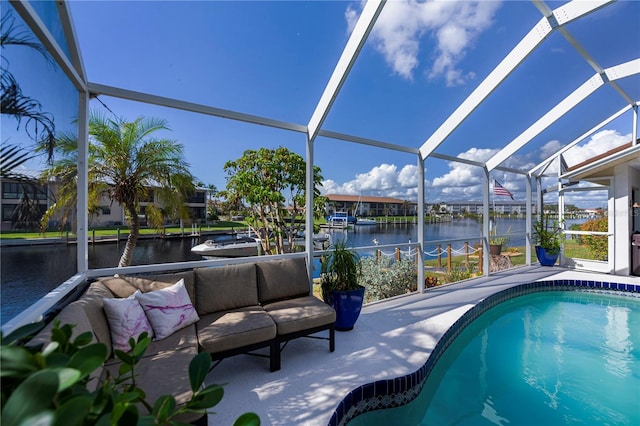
[[191, 234, 261, 258], [320, 216, 350, 229], [355, 218, 377, 226], [192, 231, 332, 258]]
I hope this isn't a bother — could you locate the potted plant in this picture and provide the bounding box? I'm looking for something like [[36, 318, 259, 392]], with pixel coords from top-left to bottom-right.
[[489, 226, 510, 255], [533, 214, 562, 266], [320, 240, 365, 331]]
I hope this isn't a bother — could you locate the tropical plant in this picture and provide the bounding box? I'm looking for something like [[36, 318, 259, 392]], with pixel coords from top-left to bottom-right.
[[533, 214, 562, 254], [359, 256, 416, 303], [0, 321, 259, 426], [41, 112, 195, 267], [489, 227, 511, 248], [223, 147, 324, 255], [320, 240, 361, 303], [11, 188, 44, 231], [580, 217, 608, 260], [443, 267, 472, 284], [1, 11, 56, 162]]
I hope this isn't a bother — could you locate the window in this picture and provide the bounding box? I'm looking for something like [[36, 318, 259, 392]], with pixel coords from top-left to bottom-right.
[[2, 182, 21, 199], [187, 191, 206, 203], [2, 182, 48, 200]]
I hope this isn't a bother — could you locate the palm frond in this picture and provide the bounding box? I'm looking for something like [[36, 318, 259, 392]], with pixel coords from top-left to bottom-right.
[[1, 11, 56, 161], [0, 144, 35, 181]]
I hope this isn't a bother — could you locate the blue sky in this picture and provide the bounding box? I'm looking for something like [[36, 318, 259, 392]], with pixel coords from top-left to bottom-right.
[[7, 1, 638, 209]]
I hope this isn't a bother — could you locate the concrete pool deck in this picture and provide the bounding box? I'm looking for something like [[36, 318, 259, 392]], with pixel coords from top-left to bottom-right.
[[208, 266, 639, 425]]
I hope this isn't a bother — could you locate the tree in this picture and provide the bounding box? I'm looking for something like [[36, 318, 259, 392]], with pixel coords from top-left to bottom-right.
[[1, 11, 57, 230], [223, 147, 323, 254], [204, 183, 218, 221], [581, 217, 608, 260], [42, 112, 195, 267], [1, 11, 56, 162], [11, 188, 43, 231]]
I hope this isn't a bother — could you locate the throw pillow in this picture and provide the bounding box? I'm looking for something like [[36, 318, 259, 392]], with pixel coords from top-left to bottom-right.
[[103, 290, 154, 351], [135, 279, 199, 340]]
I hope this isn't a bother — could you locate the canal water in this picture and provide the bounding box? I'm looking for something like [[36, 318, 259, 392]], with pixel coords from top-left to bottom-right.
[[1, 217, 573, 325]]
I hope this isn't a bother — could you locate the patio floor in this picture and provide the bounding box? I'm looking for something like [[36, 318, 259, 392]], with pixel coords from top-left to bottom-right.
[[208, 266, 639, 425]]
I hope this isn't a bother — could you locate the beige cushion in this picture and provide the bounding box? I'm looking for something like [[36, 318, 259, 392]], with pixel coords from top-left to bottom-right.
[[99, 271, 195, 302], [85, 280, 117, 298], [197, 307, 276, 353], [140, 271, 196, 303], [194, 263, 258, 314], [256, 257, 310, 304], [263, 296, 336, 335], [98, 276, 139, 298], [77, 283, 116, 355], [141, 324, 198, 358]]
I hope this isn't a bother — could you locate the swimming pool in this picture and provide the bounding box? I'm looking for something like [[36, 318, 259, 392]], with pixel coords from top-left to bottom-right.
[[329, 280, 640, 426]]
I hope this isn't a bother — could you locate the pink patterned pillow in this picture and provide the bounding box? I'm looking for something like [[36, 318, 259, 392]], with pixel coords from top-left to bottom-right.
[[135, 279, 199, 340], [103, 290, 154, 351]]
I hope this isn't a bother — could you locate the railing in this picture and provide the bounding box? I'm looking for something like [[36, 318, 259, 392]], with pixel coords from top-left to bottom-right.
[[4, 232, 536, 335], [561, 229, 613, 273], [1, 252, 306, 335]]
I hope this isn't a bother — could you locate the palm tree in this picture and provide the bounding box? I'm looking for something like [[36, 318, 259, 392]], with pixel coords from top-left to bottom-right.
[[1, 11, 56, 161], [43, 112, 195, 267]]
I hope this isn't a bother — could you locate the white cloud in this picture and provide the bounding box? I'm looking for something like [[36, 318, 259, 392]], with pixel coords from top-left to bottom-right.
[[347, 1, 501, 85], [321, 163, 421, 198], [564, 129, 631, 166], [540, 130, 631, 175], [320, 130, 628, 207], [430, 148, 496, 199], [539, 139, 564, 161]]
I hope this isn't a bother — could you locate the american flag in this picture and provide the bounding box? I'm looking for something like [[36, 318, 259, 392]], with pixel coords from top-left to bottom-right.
[[494, 180, 514, 200]]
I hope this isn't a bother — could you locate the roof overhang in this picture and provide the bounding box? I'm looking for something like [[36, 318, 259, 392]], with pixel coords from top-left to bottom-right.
[[562, 144, 640, 185]]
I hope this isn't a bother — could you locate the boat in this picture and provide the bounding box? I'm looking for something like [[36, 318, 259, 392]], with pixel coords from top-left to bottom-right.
[[326, 212, 357, 224], [191, 231, 332, 258], [352, 195, 377, 225], [191, 234, 260, 258], [320, 216, 350, 229], [322, 212, 357, 229]]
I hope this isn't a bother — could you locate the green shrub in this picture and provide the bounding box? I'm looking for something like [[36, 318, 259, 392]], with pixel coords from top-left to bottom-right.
[[359, 257, 417, 303], [569, 223, 583, 244], [581, 218, 608, 260], [443, 268, 472, 284]]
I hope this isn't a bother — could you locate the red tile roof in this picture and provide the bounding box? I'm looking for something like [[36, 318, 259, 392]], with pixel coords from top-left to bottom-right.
[[324, 194, 413, 204]]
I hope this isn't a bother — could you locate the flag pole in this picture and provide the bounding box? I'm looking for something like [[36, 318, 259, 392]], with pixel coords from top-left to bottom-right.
[[491, 178, 496, 234]]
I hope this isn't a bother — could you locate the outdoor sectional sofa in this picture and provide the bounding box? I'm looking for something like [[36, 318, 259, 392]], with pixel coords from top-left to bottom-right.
[[28, 256, 336, 422]]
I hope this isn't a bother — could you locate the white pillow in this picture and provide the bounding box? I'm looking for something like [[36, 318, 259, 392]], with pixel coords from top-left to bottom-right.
[[135, 279, 199, 340], [103, 290, 154, 352]]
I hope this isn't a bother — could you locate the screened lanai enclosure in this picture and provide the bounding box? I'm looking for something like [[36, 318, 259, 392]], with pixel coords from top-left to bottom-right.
[[1, 0, 639, 332]]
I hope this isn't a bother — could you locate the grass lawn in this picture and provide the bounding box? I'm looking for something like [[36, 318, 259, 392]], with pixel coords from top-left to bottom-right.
[[0, 221, 248, 239]]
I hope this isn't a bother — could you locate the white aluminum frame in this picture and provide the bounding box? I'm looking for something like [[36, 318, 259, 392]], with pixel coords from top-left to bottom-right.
[[4, 0, 639, 334]]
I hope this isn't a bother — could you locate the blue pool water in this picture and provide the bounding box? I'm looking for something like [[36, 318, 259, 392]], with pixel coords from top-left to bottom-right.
[[348, 291, 640, 425]]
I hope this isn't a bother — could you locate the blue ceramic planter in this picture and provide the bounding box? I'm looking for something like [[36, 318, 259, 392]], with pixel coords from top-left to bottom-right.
[[332, 286, 365, 331], [535, 245, 559, 266]]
